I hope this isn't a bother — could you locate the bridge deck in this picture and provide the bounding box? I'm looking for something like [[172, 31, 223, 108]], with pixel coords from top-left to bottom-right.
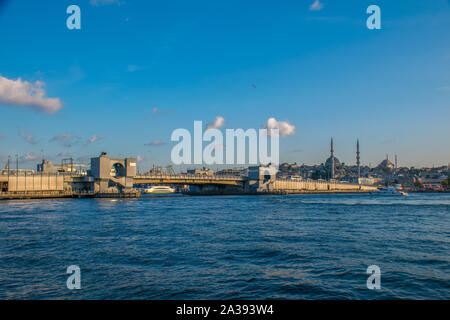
[[133, 174, 244, 186]]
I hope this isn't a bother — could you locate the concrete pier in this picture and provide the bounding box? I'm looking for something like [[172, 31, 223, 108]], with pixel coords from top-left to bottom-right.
[[266, 178, 376, 194]]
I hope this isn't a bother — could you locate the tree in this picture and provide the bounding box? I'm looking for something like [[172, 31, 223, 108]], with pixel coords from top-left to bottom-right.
[[442, 177, 450, 187]]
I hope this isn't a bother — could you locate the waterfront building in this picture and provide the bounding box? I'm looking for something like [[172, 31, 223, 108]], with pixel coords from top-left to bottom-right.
[[37, 159, 88, 174], [187, 167, 215, 176]]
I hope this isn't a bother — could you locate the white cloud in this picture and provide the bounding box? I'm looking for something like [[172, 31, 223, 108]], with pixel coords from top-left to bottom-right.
[[0, 75, 63, 114], [85, 134, 106, 145], [262, 117, 296, 137], [309, 0, 324, 11], [145, 140, 166, 147], [152, 107, 173, 116], [19, 130, 37, 145], [23, 152, 38, 162], [50, 134, 79, 147], [206, 116, 225, 130]]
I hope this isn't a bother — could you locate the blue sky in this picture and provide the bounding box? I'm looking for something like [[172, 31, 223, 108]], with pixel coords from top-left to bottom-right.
[[0, 0, 449, 170]]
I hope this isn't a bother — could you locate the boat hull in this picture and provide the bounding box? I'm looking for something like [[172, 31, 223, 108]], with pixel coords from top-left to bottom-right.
[[143, 186, 176, 194]]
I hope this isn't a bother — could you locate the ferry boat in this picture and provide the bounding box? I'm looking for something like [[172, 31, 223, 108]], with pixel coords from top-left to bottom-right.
[[143, 186, 176, 194], [370, 186, 408, 196]]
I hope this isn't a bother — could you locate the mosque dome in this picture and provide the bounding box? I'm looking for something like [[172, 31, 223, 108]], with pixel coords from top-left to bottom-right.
[[377, 158, 395, 170], [325, 156, 341, 168]]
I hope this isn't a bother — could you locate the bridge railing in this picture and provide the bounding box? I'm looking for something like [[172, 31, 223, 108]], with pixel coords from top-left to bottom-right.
[[0, 171, 87, 177], [134, 173, 244, 181]]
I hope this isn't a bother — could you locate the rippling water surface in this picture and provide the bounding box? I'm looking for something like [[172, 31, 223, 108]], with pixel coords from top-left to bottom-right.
[[0, 193, 449, 299]]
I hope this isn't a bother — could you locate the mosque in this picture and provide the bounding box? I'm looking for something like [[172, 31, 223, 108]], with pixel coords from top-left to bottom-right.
[[376, 155, 395, 172], [324, 137, 396, 180], [324, 137, 359, 180]]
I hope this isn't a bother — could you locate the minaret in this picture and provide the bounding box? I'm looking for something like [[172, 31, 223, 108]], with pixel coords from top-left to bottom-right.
[[330, 137, 335, 180], [356, 139, 360, 182], [395, 154, 398, 169]]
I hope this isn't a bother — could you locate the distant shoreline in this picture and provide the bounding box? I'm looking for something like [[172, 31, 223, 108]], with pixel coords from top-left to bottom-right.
[[1, 190, 449, 201]]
